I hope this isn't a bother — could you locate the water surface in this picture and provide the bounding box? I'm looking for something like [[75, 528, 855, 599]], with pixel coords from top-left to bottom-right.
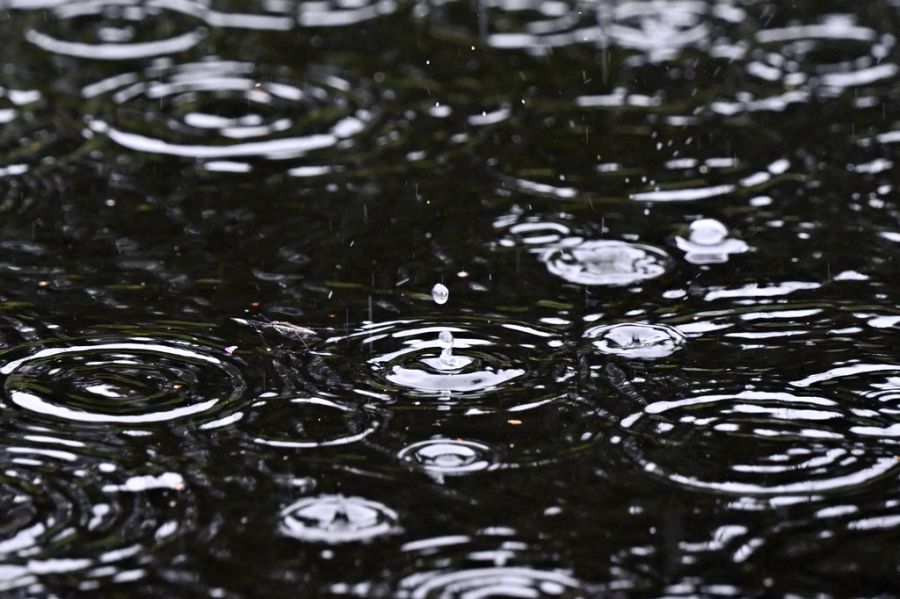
[[1, 0, 900, 595]]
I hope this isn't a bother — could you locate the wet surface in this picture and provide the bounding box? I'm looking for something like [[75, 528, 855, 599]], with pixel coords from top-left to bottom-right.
[[1, 0, 899, 595]]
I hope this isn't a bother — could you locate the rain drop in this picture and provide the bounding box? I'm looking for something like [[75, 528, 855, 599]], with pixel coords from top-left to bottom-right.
[[432, 283, 449, 304]]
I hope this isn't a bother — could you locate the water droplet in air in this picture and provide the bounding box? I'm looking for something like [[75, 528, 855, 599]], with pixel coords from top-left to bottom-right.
[[432, 283, 449, 304]]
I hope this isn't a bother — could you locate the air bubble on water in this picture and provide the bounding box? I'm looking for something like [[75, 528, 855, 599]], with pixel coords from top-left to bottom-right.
[[688, 218, 728, 245], [432, 283, 449, 305], [676, 218, 749, 264], [688, 218, 729, 246]]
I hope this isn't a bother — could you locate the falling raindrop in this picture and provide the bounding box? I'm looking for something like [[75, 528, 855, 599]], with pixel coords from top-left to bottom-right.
[[432, 283, 449, 305]]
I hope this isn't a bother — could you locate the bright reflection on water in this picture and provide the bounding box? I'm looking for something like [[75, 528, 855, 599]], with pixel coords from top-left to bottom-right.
[[0, 0, 898, 594]]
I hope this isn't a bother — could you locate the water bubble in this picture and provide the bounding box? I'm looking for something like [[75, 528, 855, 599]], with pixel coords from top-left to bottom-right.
[[325, 318, 567, 408], [676, 219, 749, 265], [279, 495, 400, 544], [585, 323, 686, 359], [688, 218, 728, 246], [431, 283, 449, 305], [540, 240, 671, 286], [398, 438, 498, 477]]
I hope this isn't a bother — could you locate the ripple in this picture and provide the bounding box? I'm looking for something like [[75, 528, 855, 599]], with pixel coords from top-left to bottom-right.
[[246, 394, 384, 449], [608, 0, 732, 63], [621, 389, 900, 496], [279, 494, 400, 543], [399, 566, 587, 598], [540, 239, 671, 286], [298, 0, 402, 27], [325, 317, 568, 406], [1, 333, 250, 426], [25, 0, 207, 60], [392, 531, 594, 598], [478, 0, 605, 55], [397, 438, 498, 476], [748, 14, 897, 94], [585, 323, 686, 359], [480, 107, 795, 203], [383, 397, 602, 473], [83, 60, 374, 166], [0, 435, 193, 592], [197, 0, 295, 31]]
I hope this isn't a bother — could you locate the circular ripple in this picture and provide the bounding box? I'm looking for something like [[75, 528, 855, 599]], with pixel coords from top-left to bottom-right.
[[325, 318, 568, 407], [479, 104, 794, 203], [398, 438, 498, 476], [747, 14, 897, 94], [1, 335, 249, 426], [608, 0, 724, 63], [83, 60, 375, 166], [540, 239, 671, 286], [392, 531, 594, 598], [399, 566, 587, 598], [621, 389, 900, 496], [247, 394, 383, 449], [585, 323, 686, 359], [0, 436, 193, 592], [25, 0, 207, 60], [298, 0, 402, 27], [279, 494, 400, 544], [384, 398, 602, 472]]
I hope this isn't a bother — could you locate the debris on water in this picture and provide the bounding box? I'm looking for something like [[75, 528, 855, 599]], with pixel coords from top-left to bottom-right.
[[224, 345, 238, 355], [232, 318, 317, 337], [432, 283, 449, 305]]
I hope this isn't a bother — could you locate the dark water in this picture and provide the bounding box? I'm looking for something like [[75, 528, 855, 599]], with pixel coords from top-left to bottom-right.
[[1, 0, 899, 595]]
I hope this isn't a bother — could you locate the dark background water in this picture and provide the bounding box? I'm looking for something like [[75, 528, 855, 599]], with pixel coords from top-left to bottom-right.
[[1, 0, 899, 596]]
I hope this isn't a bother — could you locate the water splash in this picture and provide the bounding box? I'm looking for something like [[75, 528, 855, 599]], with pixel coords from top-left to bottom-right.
[[397, 438, 497, 477], [585, 323, 686, 359], [324, 318, 566, 407], [279, 494, 400, 543], [540, 240, 671, 286]]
